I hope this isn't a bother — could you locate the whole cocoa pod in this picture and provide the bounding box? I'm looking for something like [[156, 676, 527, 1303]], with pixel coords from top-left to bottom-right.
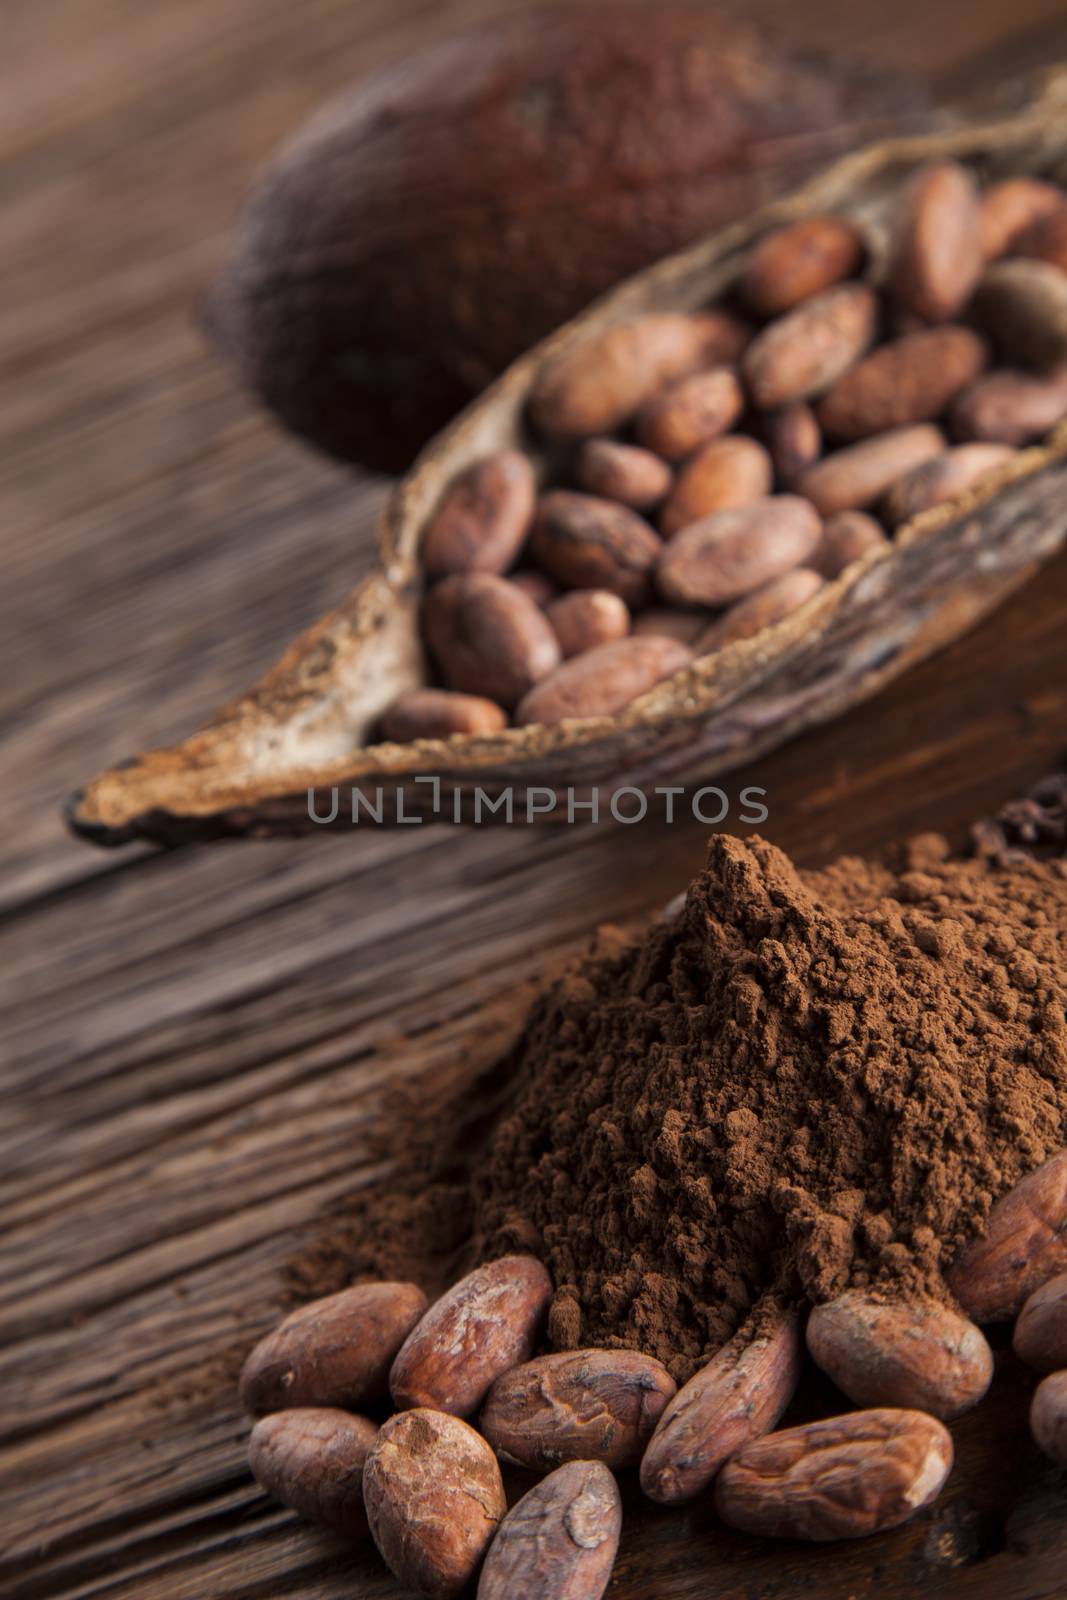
[[1013, 1270, 1067, 1373], [248, 1407, 378, 1534], [476, 1461, 622, 1600], [209, 9, 932, 471], [948, 1151, 1067, 1321]]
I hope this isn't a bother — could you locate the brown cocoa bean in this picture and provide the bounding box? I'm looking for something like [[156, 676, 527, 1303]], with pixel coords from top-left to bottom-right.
[[381, 690, 508, 743], [1030, 1370, 1067, 1466], [481, 1348, 677, 1471], [764, 401, 822, 485], [796, 423, 945, 515], [516, 636, 691, 726], [806, 1291, 993, 1420], [576, 439, 673, 510], [1013, 1271, 1067, 1373], [248, 1407, 378, 1534], [951, 367, 1067, 445], [882, 442, 1015, 525], [697, 568, 824, 651], [530, 491, 662, 607], [635, 367, 744, 460], [529, 312, 749, 439], [815, 326, 989, 440], [973, 259, 1067, 369], [1009, 204, 1067, 273], [363, 1409, 506, 1599], [741, 216, 865, 317], [660, 436, 773, 537], [239, 1282, 428, 1415], [390, 1256, 553, 1418], [640, 1311, 802, 1505], [632, 607, 715, 645], [509, 569, 558, 607], [546, 590, 631, 658], [889, 160, 982, 323], [476, 1460, 622, 1600], [714, 1408, 953, 1541], [742, 283, 879, 409], [657, 495, 821, 607], [978, 177, 1066, 261], [424, 574, 562, 708], [948, 1151, 1067, 1321], [422, 451, 536, 577], [810, 510, 888, 579]]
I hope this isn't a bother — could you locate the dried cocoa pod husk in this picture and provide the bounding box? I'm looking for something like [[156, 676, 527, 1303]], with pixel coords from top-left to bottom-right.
[[476, 1460, 622, 1600], [815, 327, 989, 441], [248, 1407, 378, 1534], [948, 1150, 1067, 1321], [1013, 1270, 1067, 1372], [1030, 1370, 1067, 1464]]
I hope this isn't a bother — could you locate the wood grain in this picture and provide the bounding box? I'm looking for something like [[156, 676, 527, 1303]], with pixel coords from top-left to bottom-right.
[[4, 2, 1067, 1597]]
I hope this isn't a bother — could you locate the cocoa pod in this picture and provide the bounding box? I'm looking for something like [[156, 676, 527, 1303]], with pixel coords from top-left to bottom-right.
[[530, 312, 748, 440], [697, 568, 824, 651], [390, 1256, 553, 1418], [657, 495, 821, 607], [889, 160, 982, 322], [480, 1348, 677, 1471], [1030, 1370, 1067, 1466], [530, 491, 662, 608], [1009, 205, 1067, 272], [815, 327, 989, 441], [546, 591, 631, 658], [424, 574, 562, 708], [806, 1290, 993, 1420], [422, 452, 536, 577], [763, 401, 822, 485], [951, 367, 1067, 445], [978, 177, 1065, 261], [811, 510, 888, 579], [1013, 1270, 1067, 1373], [714, 1408, 953, 1541], [741, 216, 864, 317], [635, 367, 744, 461], [947, 1151, 1067, 1321], [248, 1407, 378, 1534], [363, 1409, 506, 1599], [742, 283, 879, 409], [381, 690, 508, 743], [660, 436, 773, 537], [882, 443, 1016, 525], [797, 424, 945, 515], [516, 637, 691, 726], [640, 1311, 802, 1505], [239, 1282, 428, 1415], [577, 439, 673, 510], [974, 259, 1067, 369], [476, 1461, 622, 1600]]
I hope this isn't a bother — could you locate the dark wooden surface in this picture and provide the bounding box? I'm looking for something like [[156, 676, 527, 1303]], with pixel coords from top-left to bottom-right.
[[5, 2, 1067, 1597]]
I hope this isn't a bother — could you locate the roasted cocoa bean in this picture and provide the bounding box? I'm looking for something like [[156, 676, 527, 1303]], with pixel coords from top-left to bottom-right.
[[546, 590, 631, 658], [796, 424, 945, 515], [696, 568, 824, 651], [810, 510, 888, 579], [947, 1151, 1067, 1321], [476, 1461, 622, 1600], [657, 495, 821, 607], [516, 636, 691, 726], [764, 401, 822, 485], [381, 690, 508, 743], [951, 367, 1067, 445], [974, 259, 1067, 369], [815, 326, 989, 440], [577, 439, 673, 510], [889, 160, 982, 323], [424, 574, 562, 707], [248, 1408, 378, 1534], [660, 436, 773, 537], [741, 216, 864, 317], [882, 442, 1015, 525], [978, 177, 1066, 261], [1013, 1270, 1067, 1373], [422, 451, 536, 577], [1030, 1370, 1067, 1465], [742, 282, 878, 409], [530, 491, 662, 607], [636, 367, 744, 460]]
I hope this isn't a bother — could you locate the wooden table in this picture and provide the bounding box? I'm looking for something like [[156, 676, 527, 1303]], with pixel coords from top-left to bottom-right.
[[5, 2, 1067, 1596]]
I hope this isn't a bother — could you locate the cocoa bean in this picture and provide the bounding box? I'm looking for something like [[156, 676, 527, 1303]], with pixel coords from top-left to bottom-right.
[[248, 1407, 378, 1534], [714, 1408, 953, 1541], [635, 367, 744, 460], [546, 590, 631, 658], [696, 568, 824, 651], [509, 570, 558, 607], [390, 1256, 553, 1418], [1009, 205, 1067, 273], [764, 401, 822, 485], [422, 452, 536, 577], [1013, 1270, 1067, 1373], [480, 1348, 678, 1470], [978, 177, 1066, 261], [741, 216, 865, 317], [1030, 1370, 1067, 1466], [423, 574, 562, 708], [660, 436, 773, 537], [951, 367, 1067, 445], [363, 1409, 506, 1599], [516, 637, 691, 726], [974, 259, 1067, 369], [577, 439, 673, 510], [889, 160, 982, 323], [806, 1290, 993, 1420], [239, 1282, 428, 1415], [742, 282, 879, 409], [476, 1461, 622, 1600], [632, 607, 715, 645], [640, 1311, 802, 1505], [656, 495, 821, 607], [815, 327, 989, 440], [811, 510, 888, 579], [381, 690, 508, 743], [882, 442, 1015, 525], [796, 424, 945, 515], [530, 491, 663, 607], [947, 1151, 1067, 1321]]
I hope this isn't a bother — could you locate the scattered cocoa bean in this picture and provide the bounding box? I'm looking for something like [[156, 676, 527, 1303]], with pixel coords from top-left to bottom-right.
[[890, 160, 982, 323], [660, 436, 773, 537], [714, 1408, 953, 1541], [796, 423, 945, 515], [636, 367, 744, 460], [1013, 1270, 1067, 1372], [1009, 204, 1067, 273], [951, 367, 1067, 445], [763, 401, 822, 485], [947, 1150, 1067, 1321], [973, 259, 1067, 369], [515, 636, 691, 726], [1030, 1370, 1067, 1465], [815, 326, 989, 440], [546, 590, 631, 658], [248, 1407, 378, 1534], [657, 495, 821, 607], [577, 439, 673, 510], [529, 491, 663, 607], [480, 1348, 677, 1471], [882, 442, 1016, 525], [381, 689, 508, 743], [476, 1460, 622, 1600], [696, 567, 824, 651], [742, 282, 879, 408], [363, 1409, 506, 1599], [632, 607, 716, 645], [741, 216, 865, 317], [978, 177, 1066, 261], [390, 1256, 553, 1418], [422, 451, 536, 577], [810, 510, 888, 579], [640, 1311, 802, 1505], [424, 574, 562, 708], [509, 570, 558, 607]]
